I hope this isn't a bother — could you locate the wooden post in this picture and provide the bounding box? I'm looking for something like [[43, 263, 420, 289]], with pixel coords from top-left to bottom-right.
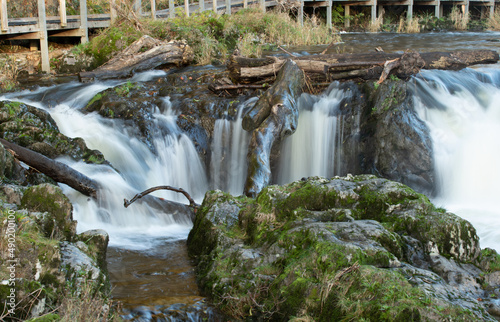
[[298, 0, 303, 26], [185, 0, 190, 17], [327, 0, 332, 29], [59, 0, 67, 27], [226, 0, 231, 15], [371, 0, 377, 24], [407, 0, 413, 19], [434, 0, 440, 18], [1, 0, 8, 32], [213, 0, 217, 13], [200, 0, 205, 12], [344, 5, 350, 28], [244, 0, 247, 9], [80, 0, 88, 44], [169, 0, 175, 18], [38, 0, 50, 73], [110, 0, 117, 23], [260, 0, 265, 12], [490, 0, 494, 17], [135, 0, 141, 14], [151, 0, 156, 18]]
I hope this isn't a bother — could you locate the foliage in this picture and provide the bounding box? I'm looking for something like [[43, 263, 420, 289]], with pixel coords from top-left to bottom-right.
[[487, 8, 500, 30], [450, 6, 469, 31]]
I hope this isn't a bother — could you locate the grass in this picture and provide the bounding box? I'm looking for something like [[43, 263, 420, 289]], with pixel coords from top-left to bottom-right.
[[487, 8, 500, 30], [81, 7, 340, 66], [450, 6, 469, 31]]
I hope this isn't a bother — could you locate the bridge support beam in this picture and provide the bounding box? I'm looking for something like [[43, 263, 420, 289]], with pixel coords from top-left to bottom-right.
[[80, 0, 88, 43], [327, 0, 332, 29], [298, 0, 304, 26], [38, 0, 50, 73], [345, 5, 350, 28], [371, 0, 377, 24]]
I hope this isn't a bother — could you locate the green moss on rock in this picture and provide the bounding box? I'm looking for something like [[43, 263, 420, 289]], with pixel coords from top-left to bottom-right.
[[21, 183, 76, 241]]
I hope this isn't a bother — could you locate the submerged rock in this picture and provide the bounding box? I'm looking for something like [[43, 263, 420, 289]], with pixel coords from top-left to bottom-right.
[[187, 175, 497, 321]]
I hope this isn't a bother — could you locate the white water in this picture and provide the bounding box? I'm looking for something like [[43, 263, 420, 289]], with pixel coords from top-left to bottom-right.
[[413, 68, 500, 251], [1, 71, 207, 250], [278, 85, 346, 184], [210, 97, 254, 195]]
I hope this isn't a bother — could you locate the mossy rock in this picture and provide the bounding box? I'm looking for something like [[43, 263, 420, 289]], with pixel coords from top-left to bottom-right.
[[21, 183, 76, 241], [187, 175, 492, 320], [0, 100, 106, 164]]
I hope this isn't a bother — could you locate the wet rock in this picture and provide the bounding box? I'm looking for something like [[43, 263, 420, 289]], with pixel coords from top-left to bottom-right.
[[360, 80, 435, 196], [188, 175, 495, 321]]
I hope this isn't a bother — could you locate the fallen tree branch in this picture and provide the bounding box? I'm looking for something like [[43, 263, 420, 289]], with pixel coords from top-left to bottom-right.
[[124, 185, 199, 209], [0, 138, 99, 198], [228, 50, 499, 83]]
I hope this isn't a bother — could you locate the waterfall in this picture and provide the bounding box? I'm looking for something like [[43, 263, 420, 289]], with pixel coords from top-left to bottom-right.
[[1, 71, 208, 249], [412, 68, 500, 251], [210, 97, 254, 195], [278, 84, 345, 184]]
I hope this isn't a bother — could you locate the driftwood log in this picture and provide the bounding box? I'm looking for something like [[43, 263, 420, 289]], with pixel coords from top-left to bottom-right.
[[244, 60, 306, 197], [79, 35, 194, 82], [0, 138, 99, 198], [228, 50, 500, 83]]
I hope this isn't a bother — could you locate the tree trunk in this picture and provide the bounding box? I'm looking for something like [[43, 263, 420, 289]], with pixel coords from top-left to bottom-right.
[[244, 60, 305, 197], [0, 138, 99, 198], [79, 36, 194, 82], [228, 50, 499, 83]]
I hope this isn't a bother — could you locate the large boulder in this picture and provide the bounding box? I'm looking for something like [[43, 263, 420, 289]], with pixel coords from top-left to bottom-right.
[[187, 175, 497, 321]]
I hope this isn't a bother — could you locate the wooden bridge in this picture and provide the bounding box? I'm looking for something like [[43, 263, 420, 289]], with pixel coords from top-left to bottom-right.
[[1, 0, 498, 73]]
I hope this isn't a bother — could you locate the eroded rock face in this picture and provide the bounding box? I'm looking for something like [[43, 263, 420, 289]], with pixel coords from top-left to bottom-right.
[[359, 80, 435, 196], [187, 175, 498, 321]]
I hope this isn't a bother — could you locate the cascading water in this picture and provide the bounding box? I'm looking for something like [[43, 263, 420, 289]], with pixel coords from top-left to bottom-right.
[[278, 84, 347, 184], [412, 68, 500, 251], [1, 71, 213, 319], [210, 97, 255, 195]]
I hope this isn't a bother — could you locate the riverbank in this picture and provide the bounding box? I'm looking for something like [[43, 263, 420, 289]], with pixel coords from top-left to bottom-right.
[[1, 6, 500, 92]]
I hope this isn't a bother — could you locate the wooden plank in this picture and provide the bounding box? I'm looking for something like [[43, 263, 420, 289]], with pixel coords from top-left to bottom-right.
[[48, 28, 84, 37], [1, 0, 8, 31], [38, 0, 50, 73], [151, 0, 156, 18], [80, 0, 88, 43], [59, 0, 67, 27]]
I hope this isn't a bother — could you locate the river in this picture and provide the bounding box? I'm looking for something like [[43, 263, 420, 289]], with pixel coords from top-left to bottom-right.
[[1, 31, 500, 320]]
